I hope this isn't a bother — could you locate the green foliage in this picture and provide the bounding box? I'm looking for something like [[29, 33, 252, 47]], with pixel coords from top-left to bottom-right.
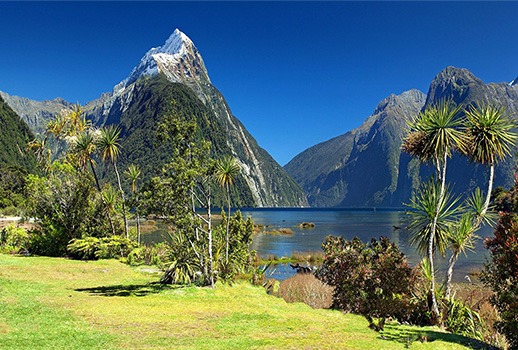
[[126, 243, 169, 267], [403, 99, 464, 163], [67, 236, 137, 260], [67, 237, 101, 260], [0, 224, 29, 254], [215, 211, 255, 282], [111, 75, 256, 208], [316, 236, 417, 330], [406, 178, 461, 256], [461, 103, 517, 165], [25, 162, 121, 256], [444, 296, 485, 340], [160, 232, 200, 285]]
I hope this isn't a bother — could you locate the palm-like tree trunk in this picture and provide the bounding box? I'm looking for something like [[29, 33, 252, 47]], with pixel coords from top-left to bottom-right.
[[445, 250, 459, 299], [225, 183, 231, 263], [429, 153, 448, 322], [90, 158, 116, 236], [482, 163, 494, 216], [207, 189, 214, 288], [113, 161, 128, 238]]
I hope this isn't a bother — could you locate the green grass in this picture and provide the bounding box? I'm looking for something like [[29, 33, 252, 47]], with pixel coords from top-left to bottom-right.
[[0, 254, 487, 349]]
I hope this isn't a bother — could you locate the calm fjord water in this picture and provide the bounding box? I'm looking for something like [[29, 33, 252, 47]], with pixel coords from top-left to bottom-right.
[[141, 208, 492, 281], [242, 208, 491, 281]]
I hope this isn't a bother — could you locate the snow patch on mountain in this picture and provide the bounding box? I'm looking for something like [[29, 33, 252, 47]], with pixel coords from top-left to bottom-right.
[[114, 28, 209, 96]]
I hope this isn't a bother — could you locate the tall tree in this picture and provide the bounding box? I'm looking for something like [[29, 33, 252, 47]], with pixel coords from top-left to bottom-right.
[[98, 125, 128, 238], [72, 131, 117, 236], [461, 103, 517, 216], [215, 155, 240, 263], [153, 110, 216, 287], [402, 100, 465, 321], [124, 164, 142, 244]]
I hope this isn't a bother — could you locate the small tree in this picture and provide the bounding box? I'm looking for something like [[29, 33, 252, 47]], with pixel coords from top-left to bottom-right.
[[98, 125, 128, 238], [152, 110, 216, 287], [124, 164, 142, 244], [215, 155, 241, 263], [316, 236, 415, 331]]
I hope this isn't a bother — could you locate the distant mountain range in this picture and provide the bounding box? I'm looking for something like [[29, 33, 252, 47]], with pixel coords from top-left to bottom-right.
[[1, 29, 308, 208], [285, 67, 518, 207]]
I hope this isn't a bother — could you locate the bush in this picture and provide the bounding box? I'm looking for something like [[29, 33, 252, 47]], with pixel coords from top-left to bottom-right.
[[67, 236, 137, 260], [481, 212, 518, 348], [127, 243, 170, 267], [25, 163, 122, 257], [0, 224, 29, 254], [67, 237, 101, 260], [444, 296, 485, 340], [316, 236, 417, 331]]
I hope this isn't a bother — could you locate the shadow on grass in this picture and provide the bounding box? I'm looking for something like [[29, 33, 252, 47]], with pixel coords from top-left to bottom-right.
[[380, 324, 496, 349], [75, 282, 183, 297]]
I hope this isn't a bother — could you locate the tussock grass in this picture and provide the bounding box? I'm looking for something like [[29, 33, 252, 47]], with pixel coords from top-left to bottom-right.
[[0, 254, 482, 349]]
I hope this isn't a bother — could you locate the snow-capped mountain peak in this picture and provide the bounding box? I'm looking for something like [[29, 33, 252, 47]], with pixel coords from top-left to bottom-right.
[[115, 28, 210, 95]]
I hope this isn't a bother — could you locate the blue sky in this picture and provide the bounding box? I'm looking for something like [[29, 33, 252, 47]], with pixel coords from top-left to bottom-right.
[[1, 2, 517, 165]]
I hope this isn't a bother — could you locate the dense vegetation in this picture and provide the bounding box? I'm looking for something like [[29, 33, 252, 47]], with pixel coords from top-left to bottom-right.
[[482, 182, 518, 349], [102, 75, 255, 208]]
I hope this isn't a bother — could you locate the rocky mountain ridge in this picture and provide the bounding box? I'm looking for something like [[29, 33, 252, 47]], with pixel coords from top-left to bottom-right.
[[285, 67, 518, 207]]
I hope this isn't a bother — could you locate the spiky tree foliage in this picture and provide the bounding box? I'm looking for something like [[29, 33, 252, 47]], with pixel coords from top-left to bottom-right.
[[215, 155, 241, 262], [73, 130, 117, 236], [444, 213, 478, 299], [461, 103, 517, 215], [406, 178, 460, 321], [98, 125, 128, 238], [402, 100, 465, 321], [124, 164, 142, 244]]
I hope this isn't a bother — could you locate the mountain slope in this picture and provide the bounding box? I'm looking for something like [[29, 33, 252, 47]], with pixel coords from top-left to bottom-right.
[[285, 90, 426, 207], [0, 95, 37, 170], [286, 67, 518, 207], [0, 91, 72, 136]]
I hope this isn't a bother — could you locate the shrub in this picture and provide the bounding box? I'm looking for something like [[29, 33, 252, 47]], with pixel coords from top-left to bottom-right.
[[0, 224, 29, 254], [127, 243, 170, 267], [67, 237, 101, 260], [96, 236, 137, 259], [481, 212, 518, 348], [67, 236, 137, 260], [444, 296, 485, 340], [316, 236, 416, 331]]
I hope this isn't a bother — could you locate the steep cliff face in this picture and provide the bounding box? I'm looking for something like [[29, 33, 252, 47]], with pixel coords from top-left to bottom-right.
[[286, 67, 518, 207]]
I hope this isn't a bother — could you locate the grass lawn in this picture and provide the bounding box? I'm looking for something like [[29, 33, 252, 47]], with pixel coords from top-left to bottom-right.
[[0, 254, 487, 349]]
